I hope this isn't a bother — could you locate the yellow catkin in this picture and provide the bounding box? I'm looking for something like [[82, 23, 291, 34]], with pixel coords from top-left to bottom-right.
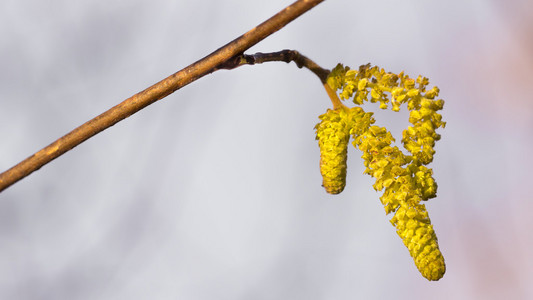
[[390, 202, 446, 280], [315, 108, 351, 194], [327, 63, 446, 280]]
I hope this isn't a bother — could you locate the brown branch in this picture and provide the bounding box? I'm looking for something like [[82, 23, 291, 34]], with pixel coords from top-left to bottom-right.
[[217, 50, 344, 108], [216, 49, 343, 109], [0, 0, 325, 193], [215, 49, 330, 83]]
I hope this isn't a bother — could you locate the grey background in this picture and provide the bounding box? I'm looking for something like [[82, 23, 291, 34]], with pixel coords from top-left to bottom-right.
[[1, 0, 532, 299]]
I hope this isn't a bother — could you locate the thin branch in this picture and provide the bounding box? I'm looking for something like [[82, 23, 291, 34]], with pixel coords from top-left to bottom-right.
[[215, 49, 330, 83], [216, 50, 343, 109], [0, 0, 324, 193]]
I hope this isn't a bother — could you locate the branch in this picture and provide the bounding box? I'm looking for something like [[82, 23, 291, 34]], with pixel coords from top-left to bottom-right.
[[0, 0, 324, 193], [216, 50, 344, 109], [215, 49, 330, 83]]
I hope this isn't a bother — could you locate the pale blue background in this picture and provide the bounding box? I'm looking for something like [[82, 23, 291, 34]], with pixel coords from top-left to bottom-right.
[[1, 0, 532, 299]]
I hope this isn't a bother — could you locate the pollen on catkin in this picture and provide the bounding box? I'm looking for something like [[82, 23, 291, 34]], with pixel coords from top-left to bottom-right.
[[315, 108, 351, 194], [326, 63, 446, 280], [390, 202, 446, 281]]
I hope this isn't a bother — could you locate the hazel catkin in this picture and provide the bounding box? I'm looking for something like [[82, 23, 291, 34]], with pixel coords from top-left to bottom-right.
[[325, 63, 446, 280], [390, 202, 446, 281], [315, 108, 351, 194]]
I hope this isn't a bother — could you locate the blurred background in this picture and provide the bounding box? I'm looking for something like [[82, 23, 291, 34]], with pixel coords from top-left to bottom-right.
[[1, 0, 532, 299]]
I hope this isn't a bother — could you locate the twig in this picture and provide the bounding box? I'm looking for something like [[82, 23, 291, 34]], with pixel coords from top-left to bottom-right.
[[0, 0, 324, 193], [216, 50, 343, 108], [215, 49, 330, 83]]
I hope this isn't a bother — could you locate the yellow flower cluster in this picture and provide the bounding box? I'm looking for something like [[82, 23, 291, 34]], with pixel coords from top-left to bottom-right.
[[315, 108, 351, 194], [391, 203, 446, 281], [318, 63, 446, 281], [315, 107, 373, 194]]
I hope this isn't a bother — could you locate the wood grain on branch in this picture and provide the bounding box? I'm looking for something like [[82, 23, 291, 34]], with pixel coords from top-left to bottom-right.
[[0, 0, 325, 193]]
